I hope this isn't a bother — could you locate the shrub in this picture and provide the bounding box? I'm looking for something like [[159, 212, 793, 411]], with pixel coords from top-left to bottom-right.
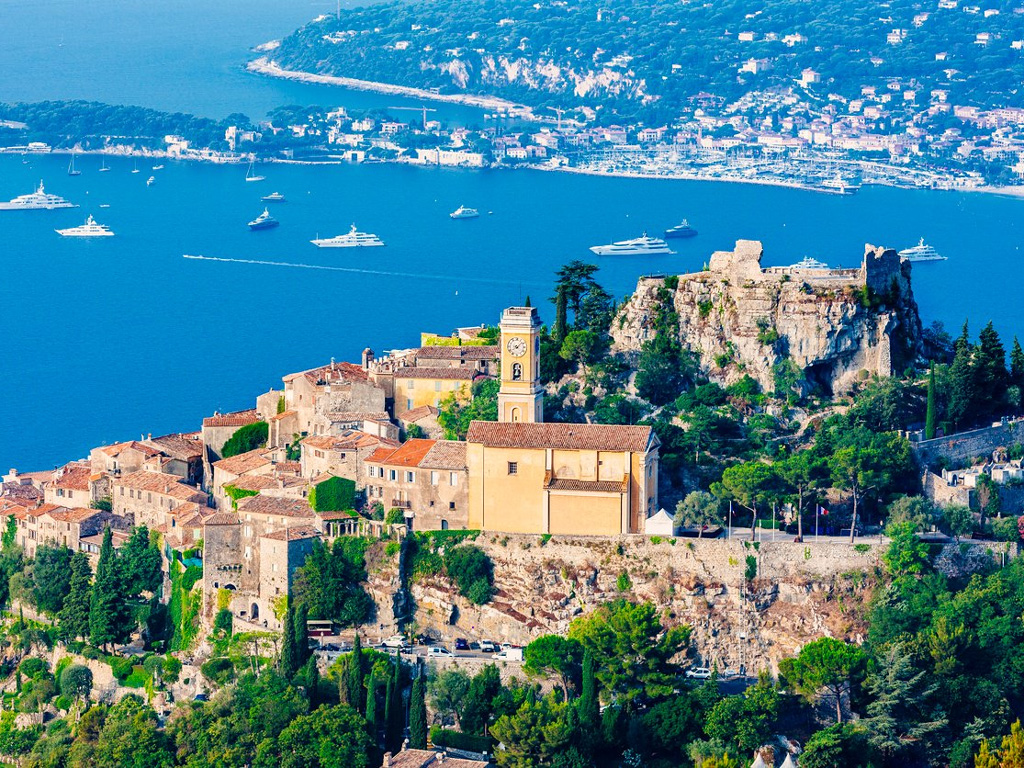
[[221, 421, 268, 458], [123, 667, 150, 689], [18, 658, 47, 680], [616, 572, 633, 591], [309, 476, 356, 513], [162, 655, 182, 684], [213, 608, 233, 635], [744, 555, 758, 581], [384, 508, 406, 525], [200, 657, 235, 686], [429, 726, 495, 753], [108, 656, 133, 680], [442, 545, 494, 605]]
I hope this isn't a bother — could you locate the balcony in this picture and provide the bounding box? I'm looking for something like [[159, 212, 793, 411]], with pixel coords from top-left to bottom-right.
[[390, 500, 412, 510]]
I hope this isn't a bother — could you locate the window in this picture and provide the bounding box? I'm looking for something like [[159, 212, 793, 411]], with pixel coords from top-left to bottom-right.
[[408, 379, 415, 389], [389, 469, 397, 481], [431, 471, 439, 486], [435, 381, 442, 391], [406, 399, 413, 411], [368, 466, 376, 478], [449, 501, 456, 510], [450, 473, 458, 486], [406, 471, 415, 483], [508, 462, 518, 475]]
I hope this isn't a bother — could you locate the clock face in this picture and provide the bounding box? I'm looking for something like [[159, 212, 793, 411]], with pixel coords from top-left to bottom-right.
[[507, 337, 527, 357]]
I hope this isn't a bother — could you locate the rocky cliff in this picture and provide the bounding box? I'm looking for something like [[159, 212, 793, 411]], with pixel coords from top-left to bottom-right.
[[403, 534, 880, 674], [612, 240, 923, 395]]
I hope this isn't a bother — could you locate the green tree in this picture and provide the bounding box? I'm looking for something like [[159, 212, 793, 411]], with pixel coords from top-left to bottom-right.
[[385, 657, 403, 752], [1011, 337, 1024, 390], [59, 664, 93, 703], [258, 704, 372, 768], [93, 696, 174, 768], [800, 724, 868, 768], [429, 668, 470, 729], [942, 504, 974, 541], [558, 329, 603, 377], [948, 338, 977, 429], [777, 450, 828, 541], [280, 603, 299, 678], [705, 677, 780, 756], [32, 545, 73, 615], [409, 673, 427, 749], [344, 634, 365, 713], [292, 538, 373, 627], [779, 637, 866, 723], [89, 529, 133, 650], [221, 421, 269, 458], [552, 286, 569, 344], [568, 600, 690, 706], [437, 378, 500, 440], [828, 444, 883, 542], [442, 545, 493, 605], [491, 694, 572, 768], [553, 261, 600, 322], [883, 520, 931, 578], [523, 635, 583, 696], [365, 668, 381, 739], [58, 552, 92, 642], [2, 515, 17, 550], [925, 364, 938, 439], [674, 491, 722, 537], [294, 602, 311, 669], [577, 650, 599, 732], [975, 321, 1009, 412], [711, 461, 780, 540], [119, 526, 162, 596]]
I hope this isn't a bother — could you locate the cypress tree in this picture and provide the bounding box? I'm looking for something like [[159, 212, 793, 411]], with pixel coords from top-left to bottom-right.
[[925, 363, 937, 440], [59, 552, 92, 642], [578, 650, 599, 732], [553, 286, 569, 345], [1011, 336, 1024, 390], [385, 657, 403, 751], [280, 603, 298, 677], [524, 295, 532, 307], [409, 672, 427, 749], [366, 668, 380, 741], [89, 528, 132, 650], [347, 634, 365, 713], [293, 602, 311, 669]]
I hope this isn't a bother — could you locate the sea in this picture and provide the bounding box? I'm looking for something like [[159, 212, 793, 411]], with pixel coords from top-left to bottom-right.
[[1, 0, 1022, 471]]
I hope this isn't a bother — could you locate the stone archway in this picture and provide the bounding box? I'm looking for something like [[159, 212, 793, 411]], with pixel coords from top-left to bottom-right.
[[251, 603, 259, 620]]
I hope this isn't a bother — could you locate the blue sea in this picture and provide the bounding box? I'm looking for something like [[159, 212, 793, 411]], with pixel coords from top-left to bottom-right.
[[1, 0, 1022, 470]]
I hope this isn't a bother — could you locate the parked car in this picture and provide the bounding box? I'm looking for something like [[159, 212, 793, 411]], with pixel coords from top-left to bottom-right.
[[501, 642, 514, 651], [428, 647, 455, 658], [381, 634, 407, 649], [491, 647, 524, 662], [454, 638, 470, 651], [685, 666, 712, 680], [479, 640, 497, 653]]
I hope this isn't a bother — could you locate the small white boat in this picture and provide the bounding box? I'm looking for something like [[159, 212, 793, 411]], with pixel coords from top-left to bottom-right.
[[131, 160, 140, 174], [56, 214, 114, 237], [152, 164, 165, 170], [245, 160, 265, 182], [146, 176, 155, 186], [311, 223, 384, 248], [67, 154, 81, 177], [450, 205, 479, 219], [99, 159, 111, 173], [261, 191, 286, 202]]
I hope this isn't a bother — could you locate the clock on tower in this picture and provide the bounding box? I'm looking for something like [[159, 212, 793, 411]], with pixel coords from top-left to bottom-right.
[[497, 306, 543, 423]]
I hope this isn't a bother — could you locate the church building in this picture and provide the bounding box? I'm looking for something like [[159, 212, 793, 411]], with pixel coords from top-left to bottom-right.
[[466, 306, 659, 536]]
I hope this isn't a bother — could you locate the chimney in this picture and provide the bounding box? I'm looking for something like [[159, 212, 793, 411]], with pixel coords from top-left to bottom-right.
[[331, 357, 336, 372], [383, 753, 392, 768], [402, 738, 409, 752], [147, 433, 152, 440]]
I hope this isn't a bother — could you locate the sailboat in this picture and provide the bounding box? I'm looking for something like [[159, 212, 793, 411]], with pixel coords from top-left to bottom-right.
[[245, 159, 265, 182], [67, 153, 81, 176], [99, 158, 110, 173], [131, 159, 140, 174]]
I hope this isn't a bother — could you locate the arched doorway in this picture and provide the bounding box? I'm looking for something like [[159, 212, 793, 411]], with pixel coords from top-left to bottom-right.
[[251, 603, 259, 620]]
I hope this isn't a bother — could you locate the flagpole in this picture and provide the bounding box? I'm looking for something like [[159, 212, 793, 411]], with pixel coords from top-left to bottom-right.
[[772, 502, 776, 542], [728, 500, 733, 540], [815, 504, 820, 540]]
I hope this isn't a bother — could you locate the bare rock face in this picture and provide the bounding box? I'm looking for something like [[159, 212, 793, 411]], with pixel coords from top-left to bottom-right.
[[612, 240, 922, 394]]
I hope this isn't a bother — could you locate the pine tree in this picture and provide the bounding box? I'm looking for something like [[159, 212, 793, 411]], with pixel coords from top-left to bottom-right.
[[89, 528, 132, 650], [293, 602, 311, 669], [925, 363, 937, 440], [385, 657, 403, 751], [976, 321, 1009, 413], [280, 603, 298, 678], [553, 286, 568, 345], [59, 552, 92, 642], [578, 650, 599, 732], [409, 672, 427, 749], [948, 339, 976, 429], [1012, 337, 1024, 390], [524, 295, 532, 308], [347, 634, 365, 714]]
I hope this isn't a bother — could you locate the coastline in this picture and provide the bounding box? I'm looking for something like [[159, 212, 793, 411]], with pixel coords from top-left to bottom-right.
[[247, 56, 530, 116]]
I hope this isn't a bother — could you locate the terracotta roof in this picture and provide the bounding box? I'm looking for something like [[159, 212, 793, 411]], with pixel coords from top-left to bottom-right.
[[145, 433, 203, 461], [420, 441, 467, 470], [46, 507, 106, 524], [416, 345, 498, 361], [98, 441, 162, 458], [213, 450, 273, 477], [545, 478, 627, 493], [51, 464, 92, 491], [467, 422, 655, 452], [0, 500, 29, 520], [387, 749, 488, 768], [0, 482, 43, 502], [317, 510, 358, 521], [366, 439, 436, 468], [397, 405, 440, 422], [302, 431, 397, 452], [115, 471, 208, 501], [229, 474, 308, 492], [203, 410, 259, 428], [322, 411, 392, 423], [283, 361, 369, 385], [275, 461, 302, 474], [394, 367, 476, 381], [203, 512, 240, 526], [269, 409, 297, 421], [261, 526, 319, 542], [236, 495, 314, 518]]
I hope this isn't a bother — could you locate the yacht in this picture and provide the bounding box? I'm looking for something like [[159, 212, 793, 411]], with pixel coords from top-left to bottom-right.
[[590, 234, 674, 256], [789, 256, 830, 269], [450, 205, 479, 219], [311, 223, 384, 248], [819, 174, 860, 195], [245, 160, 266, 182], [131, 160, 140, 174], [248, 208, 279, 230], [898, 238, 947, 262], [261, 191, 286, 203], [152, 164, 165, 170], [67, 154, 81, 177], [56, 214, 114, 237], [0, 181, 77, 210], [99, 159, 111, 173], [664, 220, 698, 238]]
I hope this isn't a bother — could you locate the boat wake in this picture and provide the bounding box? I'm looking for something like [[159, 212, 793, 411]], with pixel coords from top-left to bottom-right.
[[182, 254, 536, 286]]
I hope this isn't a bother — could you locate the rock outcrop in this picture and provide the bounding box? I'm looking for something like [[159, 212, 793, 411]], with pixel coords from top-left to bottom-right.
[[612, 240, 922, 394]]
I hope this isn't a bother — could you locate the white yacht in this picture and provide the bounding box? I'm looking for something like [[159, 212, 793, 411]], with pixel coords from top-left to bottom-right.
[[245, 160, 266, 182], [590, 234, 674, 256], [789, 256, 830, 269], [450, 205, 479, 219], [899, 238, 947, 262], [819, 174, 860, 195], [0, 180, 77, 210], [311, 223, 384, 248], [56, 214, 114, 237]]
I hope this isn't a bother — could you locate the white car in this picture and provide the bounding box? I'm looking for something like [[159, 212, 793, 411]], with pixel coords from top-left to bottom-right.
[[428, 647, 455, 659], [685, 666, 713, 680], [381, 634, 407, 649], [479, 640, 497, 653]]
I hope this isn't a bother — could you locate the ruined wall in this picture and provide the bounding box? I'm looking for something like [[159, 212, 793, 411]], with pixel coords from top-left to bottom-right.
[[913, 419, 1024, 468], [612, 241, 921, 394], [409, 534, 883, 675]]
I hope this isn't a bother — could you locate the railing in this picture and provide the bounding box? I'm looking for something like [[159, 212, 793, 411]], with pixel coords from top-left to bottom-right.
[[390, 500, 412, 509]]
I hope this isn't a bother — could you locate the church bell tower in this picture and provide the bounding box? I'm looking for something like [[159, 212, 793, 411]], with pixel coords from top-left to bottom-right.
[[497, 306, 544, 423]]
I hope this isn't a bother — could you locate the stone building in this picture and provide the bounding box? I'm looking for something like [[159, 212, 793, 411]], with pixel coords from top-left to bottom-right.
[[258, 527, 319, 628], [393, 367, 478, 413], [300, 430, 399, 483], [201, 410, 261, 487], [364, 439, 469, 530], [111, 470, 209, 529], [11, 503, 126, 560], [90, 434, 204, 489], [42, 463, 97, 508], [366, 344, 497, 415], [395, 405, 442, 439], [210, 449, 306, 510]]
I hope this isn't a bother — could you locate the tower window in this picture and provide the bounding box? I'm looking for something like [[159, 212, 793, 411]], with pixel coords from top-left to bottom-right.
[[512, 363, 523, 381], [508, 462, 518, 475]]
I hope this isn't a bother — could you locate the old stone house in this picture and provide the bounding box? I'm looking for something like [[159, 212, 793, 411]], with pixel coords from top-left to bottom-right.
[[258, 527, 319, 628], [12, 503, 125, 560], [365, 439, 469, 530], [201, 410, 261, 486], [300, 430, 399, 484], [393, 367, 478, 413], [111, 470, 209, 529], [42, 463, 97, 508], [395, 405, 442, 439]]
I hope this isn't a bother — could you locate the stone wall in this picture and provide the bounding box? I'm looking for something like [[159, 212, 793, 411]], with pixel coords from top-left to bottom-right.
[[912, 419, 1024, 468], [922, 470, 971, 508]]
